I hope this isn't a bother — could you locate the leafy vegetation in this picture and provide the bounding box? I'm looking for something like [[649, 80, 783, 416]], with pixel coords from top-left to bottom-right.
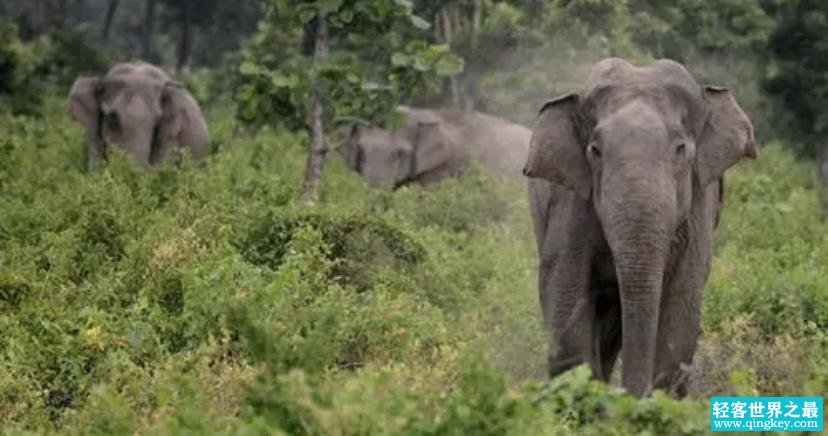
[[0, 97, 826, 434], [236, 0, 462, 129], [2, 0, 828, 434]]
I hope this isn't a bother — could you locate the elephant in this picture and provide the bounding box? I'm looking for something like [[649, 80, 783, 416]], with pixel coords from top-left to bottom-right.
[[522, 58, 756, 397], [336, 106, 531, 189], [68, 62, 209, 169]]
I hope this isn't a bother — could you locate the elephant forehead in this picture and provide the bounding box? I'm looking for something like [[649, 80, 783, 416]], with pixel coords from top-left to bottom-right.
[[587, 59, 699, 92], [101, 77, 164, 115], [108, 62, 171, 82], [598, 101, 672, 142], [583, 80, 705, 135], [101, 91, 157, 118]]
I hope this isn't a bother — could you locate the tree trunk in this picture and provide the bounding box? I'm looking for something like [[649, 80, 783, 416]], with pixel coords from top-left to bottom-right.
[[464, 0, 484, 111], [472, 0, 483, 45], [176, 0, 193, 71], [142, 0, 156, 60], [439, 7, 462, 110], [101, 0, 120, 40], [299, 10, 329, 203]]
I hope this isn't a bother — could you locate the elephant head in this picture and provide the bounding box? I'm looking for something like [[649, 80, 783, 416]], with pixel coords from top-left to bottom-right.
[[336, 119, 450, 189], [523, 58, 756, 396], [68, 62, 209, 169]]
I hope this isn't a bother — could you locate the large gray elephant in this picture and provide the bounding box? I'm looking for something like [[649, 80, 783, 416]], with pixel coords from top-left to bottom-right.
[[68, 62, 209, 169], [337, 106, 530, 189], [523, 58, 756, 397]]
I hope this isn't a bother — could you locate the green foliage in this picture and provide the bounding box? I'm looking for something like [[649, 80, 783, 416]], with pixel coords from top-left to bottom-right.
[[1, 94, 827, 433], [237, 210, 426, 290], [705, 145, 828, 335], [763, 0, 828, 154], [0, 24, 50, 115], [427, 0, 774, 128], [236, 0, 462, 130], [1, 2, 827, 430], [624, 0, 773, 58], [0, 24, 114, 117]]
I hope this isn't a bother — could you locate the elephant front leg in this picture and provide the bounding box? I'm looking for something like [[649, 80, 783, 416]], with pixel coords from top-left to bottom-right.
[[539, 252, 595, 378], [654, 221, 710, 398], [653, 276, 703, 398]]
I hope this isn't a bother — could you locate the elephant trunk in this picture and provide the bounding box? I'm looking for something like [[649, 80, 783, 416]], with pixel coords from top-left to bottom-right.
[[602, 172, 675, 397], [85, 118, 107, 171]]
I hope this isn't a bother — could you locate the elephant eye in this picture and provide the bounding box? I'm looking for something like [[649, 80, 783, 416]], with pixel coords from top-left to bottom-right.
[[675, 142, 686, 156], [587, 143, 602, 158]]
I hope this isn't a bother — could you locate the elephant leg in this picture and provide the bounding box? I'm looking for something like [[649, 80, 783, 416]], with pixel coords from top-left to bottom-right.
[[547, 298, 594, 378], [653, 284, 702, 398], [540, 252, 595, 378], [592, 285, 622, 381], [537, 194, 602, 379]]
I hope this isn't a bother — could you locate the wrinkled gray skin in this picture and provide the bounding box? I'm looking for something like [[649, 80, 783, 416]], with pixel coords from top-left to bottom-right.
[[523, 58, 757, 397], [69, 62, 209, 169], [337, 106, 530, 189]]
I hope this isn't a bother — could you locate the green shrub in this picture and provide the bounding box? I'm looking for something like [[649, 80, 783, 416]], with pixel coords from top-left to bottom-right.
[[237, 210, 425, 291], [0, 24, 49, 115], [0, 25, 113, 117], [1, 95, 826, 434], [706, 145, 828, 335]]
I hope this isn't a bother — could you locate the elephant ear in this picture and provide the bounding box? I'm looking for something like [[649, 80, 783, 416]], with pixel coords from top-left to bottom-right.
[[410, 121, 450, 175], [695, 86, 757, 187], [523, 93, 590, 198], [68, 76, 101, 129], [160, 83, 210, 159]]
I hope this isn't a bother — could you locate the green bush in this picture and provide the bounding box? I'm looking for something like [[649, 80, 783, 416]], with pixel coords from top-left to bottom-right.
[[0, 25, 114, 117], [1, 95, 826, 434], [0, 24, 50, 115], [237, 210, 426, 291], [705, 144, 828, 336]]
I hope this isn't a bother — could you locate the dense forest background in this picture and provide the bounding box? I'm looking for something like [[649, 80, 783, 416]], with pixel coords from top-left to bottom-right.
[[1, 1, 827, 434]]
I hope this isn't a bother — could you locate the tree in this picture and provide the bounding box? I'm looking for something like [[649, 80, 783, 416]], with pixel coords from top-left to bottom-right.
[[300, 8, 329, 202], [175, 0, 193, 71], [237, 0, 462, 202], [142, 0, 156, 59], [411, 0, 773, 124], [763, 0, 828, 181], [101, 0, 120, 40], [764, 2, 828, 145]]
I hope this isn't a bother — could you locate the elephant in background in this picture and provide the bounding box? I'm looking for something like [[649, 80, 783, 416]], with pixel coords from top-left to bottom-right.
[[69, 62, 209, 170], [523, 58, 756, 397], [336, 106, 531, 189]]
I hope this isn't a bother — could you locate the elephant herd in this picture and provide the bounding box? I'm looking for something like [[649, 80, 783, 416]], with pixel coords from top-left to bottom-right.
[[68, 58, 756, 398]]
